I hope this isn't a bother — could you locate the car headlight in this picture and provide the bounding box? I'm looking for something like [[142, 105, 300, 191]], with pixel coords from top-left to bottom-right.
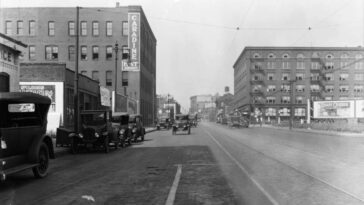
[[119, 129, 125, 135], [132, 128, 137, 133], [1, 139, 7, 149], [79, 133, 84, 139], [95, 133, 100, 138]]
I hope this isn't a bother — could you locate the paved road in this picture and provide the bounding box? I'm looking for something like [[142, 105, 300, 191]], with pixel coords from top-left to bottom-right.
[[2, 122, 364, 205]]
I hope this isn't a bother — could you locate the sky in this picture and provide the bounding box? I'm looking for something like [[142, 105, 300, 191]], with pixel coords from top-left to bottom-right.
[[1, 0, 363, 111]]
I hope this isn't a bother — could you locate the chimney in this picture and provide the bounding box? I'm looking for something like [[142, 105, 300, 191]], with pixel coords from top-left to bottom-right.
[[116, 2, 120, 7]]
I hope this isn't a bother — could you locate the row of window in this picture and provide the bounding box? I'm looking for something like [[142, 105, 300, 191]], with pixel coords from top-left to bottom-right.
[[253, 85, 364, 93], [253, 61, 364, 70], [252, 52, 363, 59], [80, 70, 129, 87], [264, 108, 306, 117], [4, 20, 129, 37], [28, 45, 129, 61], [0, 49, 13, 63], [253, 73, 364, 81]]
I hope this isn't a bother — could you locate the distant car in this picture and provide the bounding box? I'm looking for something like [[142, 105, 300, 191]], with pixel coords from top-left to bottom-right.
[[156, 117, 170, 130], [0, 92, 55, 181], [111, 112, 132, 147], [129, 114, 145, 142], [172, 114, 191, 135], [69, 110, 118, 153], [188, 115, 197, 127]]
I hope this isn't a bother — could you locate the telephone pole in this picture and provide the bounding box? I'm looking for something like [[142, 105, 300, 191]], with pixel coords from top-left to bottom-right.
[[73, 6, 80, 133], [114, 41, 119, 98]]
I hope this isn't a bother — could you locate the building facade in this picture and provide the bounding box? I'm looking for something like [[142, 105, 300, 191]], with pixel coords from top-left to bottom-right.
[[233, 47, 364, 121], [0, 33, 26, 92], [190, 94, 217, 120], [1, 5, 157, 126], [156, 94, 181, 119]]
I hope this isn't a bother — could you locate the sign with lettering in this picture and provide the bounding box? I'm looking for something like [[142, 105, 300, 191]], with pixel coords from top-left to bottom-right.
[[125, 12, 140, 71], [356, 100, 364, 118], [20, 85, 55, 103], [100, 86, 111, 107], [313, 100, 355, 118]]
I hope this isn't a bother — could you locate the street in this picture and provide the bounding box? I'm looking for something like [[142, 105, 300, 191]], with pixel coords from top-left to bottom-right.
[[1, 122, 364, 205]]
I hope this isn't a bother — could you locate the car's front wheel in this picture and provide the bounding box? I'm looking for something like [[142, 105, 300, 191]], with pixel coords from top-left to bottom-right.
[[32, 143, 49, 178]]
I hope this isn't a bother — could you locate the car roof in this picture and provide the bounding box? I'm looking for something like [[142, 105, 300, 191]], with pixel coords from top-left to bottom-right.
[[0, 92, 51, 104]]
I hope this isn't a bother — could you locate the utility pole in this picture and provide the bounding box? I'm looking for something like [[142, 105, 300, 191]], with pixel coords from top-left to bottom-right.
[[73, 6, 80, 133], [114, 41, 119, 112], [289, 80, 295, 130]]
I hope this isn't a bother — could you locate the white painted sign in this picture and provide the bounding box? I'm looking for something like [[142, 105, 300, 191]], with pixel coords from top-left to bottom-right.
[[313, 100, 355, 118]]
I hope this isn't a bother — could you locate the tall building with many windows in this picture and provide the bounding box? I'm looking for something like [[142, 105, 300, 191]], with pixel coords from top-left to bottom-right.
[[0, 5, 157, 125], [233, 47, 364, 121]]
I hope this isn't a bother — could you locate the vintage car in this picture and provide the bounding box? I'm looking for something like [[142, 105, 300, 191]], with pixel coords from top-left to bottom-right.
[[188, 114, 198, 127], [0, 92, 55, 181], [129, 114, 145, 142], [111, 112, 132, 147], [156, 117, 171, 130], [172, 114, 191, 135], [69, 110, 118, 153]]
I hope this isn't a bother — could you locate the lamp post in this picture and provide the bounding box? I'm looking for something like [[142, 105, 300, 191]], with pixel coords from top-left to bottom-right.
[[114, 42, 119, 101], [73, 6, 80, 133]]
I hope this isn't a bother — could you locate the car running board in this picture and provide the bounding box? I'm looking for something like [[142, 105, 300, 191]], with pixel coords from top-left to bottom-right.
[[1, 163, 38, 181]]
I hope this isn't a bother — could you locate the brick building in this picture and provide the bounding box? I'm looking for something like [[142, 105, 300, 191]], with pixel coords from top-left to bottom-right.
[[1, 5, 157, 126], [233, 47, 364, 121]]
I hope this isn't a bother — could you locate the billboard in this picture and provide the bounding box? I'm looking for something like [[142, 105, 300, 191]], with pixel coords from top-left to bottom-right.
[[100, 87, 111, 107], [313, 101, 355, 118], [20, 85, 55, 103], [123, 12, 140, 72], [356, 100, 364, 118]]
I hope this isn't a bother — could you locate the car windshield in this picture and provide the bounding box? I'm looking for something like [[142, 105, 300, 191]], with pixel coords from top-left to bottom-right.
[[81, 113, 105, 126]]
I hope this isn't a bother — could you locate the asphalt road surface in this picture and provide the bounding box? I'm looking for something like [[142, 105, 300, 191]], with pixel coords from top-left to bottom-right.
[[1, 122, 364, 205]]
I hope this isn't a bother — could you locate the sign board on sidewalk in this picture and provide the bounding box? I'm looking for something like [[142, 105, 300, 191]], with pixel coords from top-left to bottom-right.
[[313, 100, 355, 118]]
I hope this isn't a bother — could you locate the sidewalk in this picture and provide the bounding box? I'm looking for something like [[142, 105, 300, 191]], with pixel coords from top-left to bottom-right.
[[259, 124, 364, 137], [53, 127, 157, 158]]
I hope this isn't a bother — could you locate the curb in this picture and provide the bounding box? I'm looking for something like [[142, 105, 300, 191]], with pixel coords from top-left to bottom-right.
[[259, 125, 364, 137]]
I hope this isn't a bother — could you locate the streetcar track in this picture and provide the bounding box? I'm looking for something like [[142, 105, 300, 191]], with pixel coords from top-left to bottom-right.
[[203, 124, 364, 203]]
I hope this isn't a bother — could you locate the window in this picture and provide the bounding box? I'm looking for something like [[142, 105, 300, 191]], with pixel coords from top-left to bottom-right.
[[122, 21, 128, 36], [17, 21, 23, 35], [281, 85, 290, 93], [325, 85, 334, 93], [268, 53, 275, 58], [282, 73, 290, 81], [81, 21, 87, 36], [252, 85, 262, 92], [81, 46, 87, 60], [122, 71, 128, 86], [92, 71, 99, 82], [266, 97, 276, 104], [29, 46, 35, 60], [106, 21, 112, 36], [92, 21, 99, 36], [5, 21, 12, 35], [339, 96, 349, 100], [341, 53, 349, 69], [68, 21, 75, 36], [354, 85, 364, 93], [296, 73, 304, 80], [339, 85, 349, 93], [252, 75, 263, 81], [295, 108, 305, 116], [310, 73, 320, 80], [325, 73, 334, 81], [80, 71, 87, 76], [106, 46, 113, 60], [326, 54, 334, 59], [296, 85, 305, 93], [254, 63, 262, 70], [354, 74, 364, 81], [282, 61, 289, 69], [92, 46, 99, 60], [296, 96, 303, 104], [267, 73, 275, 81], [45, 46, 58, 60], [355, 54, 363, 70], [310, 85, 320, 92], [281, 96, 290, 104], [106, 71, 112, 86], [325, 62, 334, 70], [339, 73, 349, 81], [68, 46, 75, 61], [253, 53, 261, 58], [267, 62, 275, 69], [297, 62, 305, 69], [279, 108, 290, 116], [48, 21, 55, 36], [311, 62, 320, 70], [29, 20, 35, 35], [265, 108, 276, 116], [267, 85, 276, 92]]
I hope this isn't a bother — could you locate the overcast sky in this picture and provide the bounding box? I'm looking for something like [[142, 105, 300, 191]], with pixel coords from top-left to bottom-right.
[[1, 0, 363, 111]]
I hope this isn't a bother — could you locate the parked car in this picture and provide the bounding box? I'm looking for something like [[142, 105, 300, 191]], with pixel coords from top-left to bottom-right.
[[172, 114, 191, 135], [69, 110, 118, 153], [0, 92, 55, 181], [129, 114, 145, 142], [188, 114, 198, 127], [111, 112, 132, 147], [156, 117, 171, 130]]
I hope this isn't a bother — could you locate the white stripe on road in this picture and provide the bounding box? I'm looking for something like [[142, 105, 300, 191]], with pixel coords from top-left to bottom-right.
[[165, 164, 182, 205], [205, 130, 279, 205]]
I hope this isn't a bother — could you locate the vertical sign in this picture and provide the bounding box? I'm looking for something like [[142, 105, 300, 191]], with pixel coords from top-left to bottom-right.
[[124, 12, 140, 71]]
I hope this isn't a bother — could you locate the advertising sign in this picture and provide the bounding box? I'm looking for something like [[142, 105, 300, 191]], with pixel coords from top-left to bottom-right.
[[100, 87, 111, 107], [123, 13, 140, 71], [20, 85, 55, 103], [313, 100, 355, 118], [356, 100, 364, 118]]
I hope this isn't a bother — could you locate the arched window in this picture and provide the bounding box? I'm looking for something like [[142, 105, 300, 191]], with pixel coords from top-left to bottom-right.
[[355, 54, 363, 59], [268, 53, 276, 59], [282, 53, 290, 59], [341, 53, 349, 59], [326, 54, 334, 59], [253, 53, 261, 58], [0, 72, 10, 92], [297, 53, 305, 59], [312, 52, 320, 58]]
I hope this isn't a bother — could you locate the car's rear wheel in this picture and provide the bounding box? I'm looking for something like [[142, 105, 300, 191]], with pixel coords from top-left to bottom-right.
[[32, 143, 49, 178]]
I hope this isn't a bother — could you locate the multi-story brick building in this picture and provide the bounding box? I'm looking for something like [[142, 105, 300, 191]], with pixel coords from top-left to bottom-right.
[[0, 5, 157, 126], [233, 47, 364, 121]]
